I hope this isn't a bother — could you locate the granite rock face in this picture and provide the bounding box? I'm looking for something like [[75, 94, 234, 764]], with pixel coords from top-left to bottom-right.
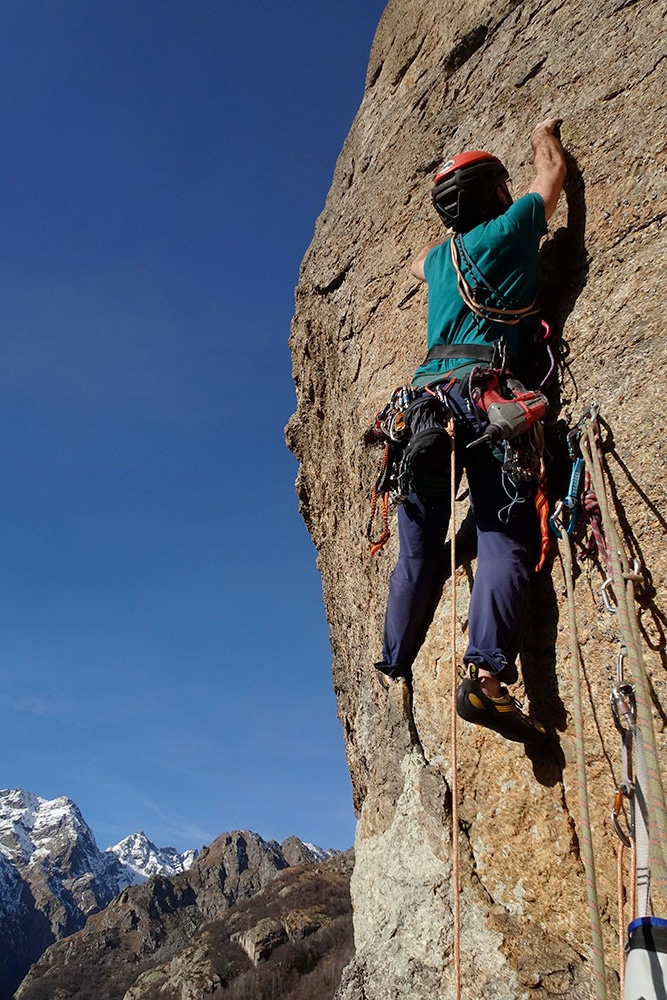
[[287, 0, 667, 997]]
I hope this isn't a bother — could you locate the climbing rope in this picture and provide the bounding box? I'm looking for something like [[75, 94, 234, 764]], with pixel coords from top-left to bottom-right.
[[450, 236, 539, 325], [617, 843, 626, 995], [448, 412, 461, 1000], [554, 406, 667, 997], [557, 524, 609, 999], [579, 418, 667, 905]]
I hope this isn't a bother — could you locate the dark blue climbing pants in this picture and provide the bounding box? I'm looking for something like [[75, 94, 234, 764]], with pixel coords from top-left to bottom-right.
[[378, 385, 540, 685]]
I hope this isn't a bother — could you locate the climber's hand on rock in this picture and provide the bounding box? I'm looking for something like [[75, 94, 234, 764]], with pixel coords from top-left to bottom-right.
[[531, 117, 563, 145]]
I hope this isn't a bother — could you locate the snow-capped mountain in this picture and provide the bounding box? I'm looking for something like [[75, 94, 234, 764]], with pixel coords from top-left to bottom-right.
[[0, 789, 117, 999], [0, 789, 197, 892], [106, 831, 198, 884], [1, 787, 101, 868], [0, 789, 202, 999], [303, 841, 337, 862], [0, 788, 127, 916], [0, 789, 338, 1000]]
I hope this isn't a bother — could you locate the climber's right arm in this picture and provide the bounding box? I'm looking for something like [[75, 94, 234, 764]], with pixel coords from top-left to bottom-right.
[[410, 241, 440, 282], [529, 117, 567, 221]]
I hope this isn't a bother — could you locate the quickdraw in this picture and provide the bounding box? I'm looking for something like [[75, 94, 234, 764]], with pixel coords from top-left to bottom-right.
[[549, 424, 586, 538], [610, 663, 636, 853]]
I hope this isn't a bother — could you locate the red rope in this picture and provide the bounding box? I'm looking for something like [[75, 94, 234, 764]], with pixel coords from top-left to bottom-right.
[[367, 442, 392, 555], [534, 463, 550, 571], [369, 492, 391, 556]]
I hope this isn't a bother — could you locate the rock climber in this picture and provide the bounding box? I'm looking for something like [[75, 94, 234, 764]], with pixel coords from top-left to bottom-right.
[[375, 118, 567, 743]]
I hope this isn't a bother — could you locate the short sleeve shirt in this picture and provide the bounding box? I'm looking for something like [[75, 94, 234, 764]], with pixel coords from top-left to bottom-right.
[[412, 193, 548, 387]]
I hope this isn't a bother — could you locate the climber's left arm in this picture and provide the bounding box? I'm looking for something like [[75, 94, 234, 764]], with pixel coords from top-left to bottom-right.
[[410, 241, 441, 282]]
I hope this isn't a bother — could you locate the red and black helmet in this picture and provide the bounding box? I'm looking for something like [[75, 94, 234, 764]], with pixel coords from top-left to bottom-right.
[[431, 150, 509, 231]]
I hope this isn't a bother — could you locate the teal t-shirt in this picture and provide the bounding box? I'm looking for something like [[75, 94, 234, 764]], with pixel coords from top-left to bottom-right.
[[412, 192, 548, 387]]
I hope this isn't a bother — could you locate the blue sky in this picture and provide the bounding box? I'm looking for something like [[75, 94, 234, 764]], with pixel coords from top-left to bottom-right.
[[0, 1, 386, 853]]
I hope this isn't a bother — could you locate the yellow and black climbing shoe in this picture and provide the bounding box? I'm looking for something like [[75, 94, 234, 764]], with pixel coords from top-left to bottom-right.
[[456, 678, 547, 744]]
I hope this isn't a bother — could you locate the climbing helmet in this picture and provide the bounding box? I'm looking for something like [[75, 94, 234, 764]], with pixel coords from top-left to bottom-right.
[[431, 150, 510, 231]]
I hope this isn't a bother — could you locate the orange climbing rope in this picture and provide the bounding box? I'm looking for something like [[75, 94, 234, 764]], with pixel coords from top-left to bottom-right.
[[448, 412, 461, 1000], [534, 460, 550, 572]]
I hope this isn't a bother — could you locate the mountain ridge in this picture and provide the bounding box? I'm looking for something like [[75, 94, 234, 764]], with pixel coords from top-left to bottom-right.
[[16, 831, 350, 1000], [0, 788, 338, 1000]]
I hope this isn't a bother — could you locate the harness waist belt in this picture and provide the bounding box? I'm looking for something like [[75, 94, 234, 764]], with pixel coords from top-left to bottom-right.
[[423, 344, 495, 364]]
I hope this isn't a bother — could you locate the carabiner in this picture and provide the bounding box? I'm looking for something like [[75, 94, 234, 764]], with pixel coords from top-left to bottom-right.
[[549, 456, 585, 538], [601, 576, 617, 613], [549, 500, 566, 538], [616, 646, 626, 686], [624, 558, 643, 583], [610, 683, 636, 735], [549, 500, 578, 538], [611, 781, 634, 847]]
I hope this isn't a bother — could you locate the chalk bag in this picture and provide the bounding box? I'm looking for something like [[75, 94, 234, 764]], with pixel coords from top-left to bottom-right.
[[402, 395, 451, 476]]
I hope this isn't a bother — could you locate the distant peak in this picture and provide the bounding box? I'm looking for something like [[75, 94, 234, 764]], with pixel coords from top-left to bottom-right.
[[106, 831, 198, 883]]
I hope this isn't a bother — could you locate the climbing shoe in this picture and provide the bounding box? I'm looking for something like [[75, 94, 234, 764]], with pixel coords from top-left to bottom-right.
[[376, 668, 394, 691], [375, 662, 411, 691], [376, 667, 411, 691], [456, 678, 547, 744]]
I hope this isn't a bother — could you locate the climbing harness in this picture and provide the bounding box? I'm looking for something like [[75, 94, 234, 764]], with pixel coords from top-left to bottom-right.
[[553, 406, 667, 1000], [366, 367, 551, 569]]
